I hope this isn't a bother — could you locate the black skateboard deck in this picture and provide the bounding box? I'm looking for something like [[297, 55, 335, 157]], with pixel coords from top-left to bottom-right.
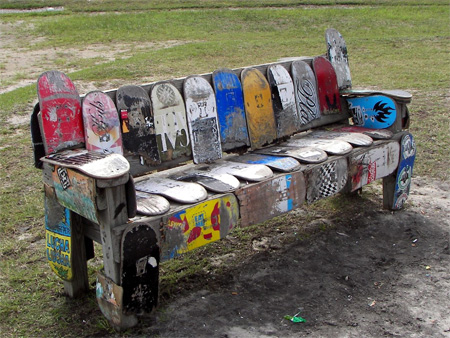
[[121, 223, 159, 315], [41, 149, 130, 179], [116, 85, 161, 166]]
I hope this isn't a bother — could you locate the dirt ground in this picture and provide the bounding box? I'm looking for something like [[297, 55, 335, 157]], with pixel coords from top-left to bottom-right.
[[140, 176, 449, 338]]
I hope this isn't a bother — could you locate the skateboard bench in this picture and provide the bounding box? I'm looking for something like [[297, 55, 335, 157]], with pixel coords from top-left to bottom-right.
[[31, 30, 415, 329]]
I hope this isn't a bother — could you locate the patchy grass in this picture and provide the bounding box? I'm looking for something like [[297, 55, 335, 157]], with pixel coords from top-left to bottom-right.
[[0, 1, 449, 337]]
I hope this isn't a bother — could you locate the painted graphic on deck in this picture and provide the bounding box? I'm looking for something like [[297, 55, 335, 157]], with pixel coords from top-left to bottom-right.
[[45, 195, 72, 280], [347, 96, 396, 129], [163, 195, 239, 259]]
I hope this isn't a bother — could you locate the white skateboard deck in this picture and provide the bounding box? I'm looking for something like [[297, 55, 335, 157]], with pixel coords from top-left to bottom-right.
[[136, 191, 171, 216], [286, 137, 353, 155], [255, 145, 328, 164], [135, 177, 208, 204], [306, 130, 373, 147], [207, 161, 273, 182]]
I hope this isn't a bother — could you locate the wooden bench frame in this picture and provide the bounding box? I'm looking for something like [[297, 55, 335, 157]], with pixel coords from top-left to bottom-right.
[[32, 52, 412, 329]]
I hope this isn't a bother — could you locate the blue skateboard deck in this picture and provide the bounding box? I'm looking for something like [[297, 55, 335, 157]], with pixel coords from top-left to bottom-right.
[[267, 64, 299, 137], [291, 60, 321, 126], [392, 133, 416, 210], [212, 69, 250, 151], [226, 153, 301, 173], [346, 95, 397, 129]]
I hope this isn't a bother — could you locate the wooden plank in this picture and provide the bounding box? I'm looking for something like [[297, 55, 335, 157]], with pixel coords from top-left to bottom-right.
[[235, 171, 306, 227]]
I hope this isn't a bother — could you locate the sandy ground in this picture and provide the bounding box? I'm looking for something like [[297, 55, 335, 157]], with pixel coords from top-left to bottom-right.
[[142, 177, 449, 338]]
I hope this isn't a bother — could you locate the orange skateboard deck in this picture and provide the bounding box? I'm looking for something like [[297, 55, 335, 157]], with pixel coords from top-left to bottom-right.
[[241, 68, 277, 149]]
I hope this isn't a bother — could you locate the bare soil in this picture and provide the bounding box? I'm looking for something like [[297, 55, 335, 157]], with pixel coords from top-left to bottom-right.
[[141, 177, 449, 338]]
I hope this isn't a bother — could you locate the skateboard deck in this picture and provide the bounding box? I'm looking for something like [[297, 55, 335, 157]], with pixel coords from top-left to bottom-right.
[[341, 89, 412, 102], [334, 126, 393, 140], [135, 177, 208, 204], [172, 171, 240, 193], [306, 157, 348, 203], [350, 141, 400, 191], [45, 192, 73, 281], [37, 70, 84, 154], [121, 223, 159, 314], [313, 56, 341, 115], [325, 28, 352, 90], [162, 194, 239, 260], [256, 145, 328, 164], [392, 133, 416, 210], [346, 95, 397, 129], [291, 60, 321, 126], [286, 137, 353, 155], [306, 130, 373, 147], [184, 75, 222, 164], [82, 91, 123, 155], [226, 153, 301, 173], [151, 81, 191, 162], [207, 160, 273, 182], [267, 64, 299, 137], [116, 85, 160, 165], [42, 149, 130, 179], [241, 67, 277, 149], [212, 68, 250, 151], [136, 191, 171, 216]]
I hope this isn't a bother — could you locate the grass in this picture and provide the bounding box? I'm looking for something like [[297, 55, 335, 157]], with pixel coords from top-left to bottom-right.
[[0, 1, 449, 336]]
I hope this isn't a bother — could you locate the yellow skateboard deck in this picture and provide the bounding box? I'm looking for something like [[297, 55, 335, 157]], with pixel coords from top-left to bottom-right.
[[241, 68, 277, 149]]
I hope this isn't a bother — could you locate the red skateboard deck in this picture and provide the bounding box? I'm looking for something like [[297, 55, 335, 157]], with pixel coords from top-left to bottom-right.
[[313, 56, 341, 115], [82, 91, 123, 155], [37, 70, 84, 154]]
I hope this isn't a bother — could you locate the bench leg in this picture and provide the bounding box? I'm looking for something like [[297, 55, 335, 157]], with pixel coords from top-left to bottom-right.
[[382, 172, 397, 210]]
